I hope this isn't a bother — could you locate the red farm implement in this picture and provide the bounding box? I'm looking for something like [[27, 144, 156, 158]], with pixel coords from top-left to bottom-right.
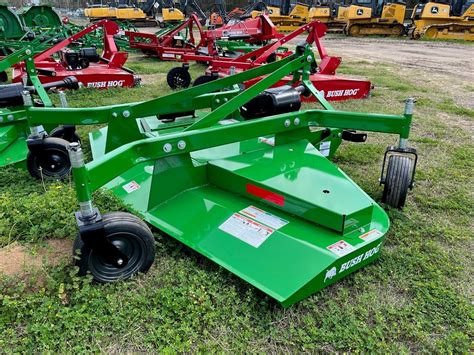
[[126, 13, 281, 60], [167, 21, 372, 102], [12, 20, 140, 89]]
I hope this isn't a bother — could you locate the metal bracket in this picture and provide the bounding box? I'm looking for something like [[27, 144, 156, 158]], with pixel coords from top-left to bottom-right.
[[75, 209, 129, 268], [26, 133, 48, 153], [380, 145, 418, 189]]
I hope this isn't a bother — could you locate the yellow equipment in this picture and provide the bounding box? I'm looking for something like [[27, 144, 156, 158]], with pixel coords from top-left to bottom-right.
[[409, 0, 474, 40], [344, 0, 406, 36], [251, 1, 310, 32], [84, 5, 117, 19], [158, 7, 185, 26], [308, 1, 347, 32], [84, 1, 159, 26]]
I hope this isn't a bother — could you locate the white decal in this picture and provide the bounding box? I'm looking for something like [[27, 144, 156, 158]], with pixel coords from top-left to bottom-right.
[[218, 118, 239, 125], [325, 89, 360, 98], [87, 80, 126, 88], [324, 267, 337, 282], [258, 136, 275, 146], [327, 240, 356, 257], [240, 205, 288, 230], [319, 141, 331, 157], [122, 181, 140, 193], [219, 213, 274, 248], [339, 243, 382, 273], [359, 229, 383, 243]]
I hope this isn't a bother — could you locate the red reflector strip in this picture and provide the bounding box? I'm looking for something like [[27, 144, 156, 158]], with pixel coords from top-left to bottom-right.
[[246, 184, 285, 206]]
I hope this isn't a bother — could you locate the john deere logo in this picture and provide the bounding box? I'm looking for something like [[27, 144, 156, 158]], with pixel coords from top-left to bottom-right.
[[357, 9, 364, 15], [431, 6, 439, 14]]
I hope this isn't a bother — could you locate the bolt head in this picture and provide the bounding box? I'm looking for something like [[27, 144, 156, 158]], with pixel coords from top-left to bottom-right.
[[122, 110, 130, 118], [117, 259, 123, 266], [163, 143, 172, 153], [306, 55, 312, 62], [112, 112, 118, 118], [294, 118, 300, 126], [177, 140, 186, 150], [7, 114, 13, 121], [284, 119, 291, 128]]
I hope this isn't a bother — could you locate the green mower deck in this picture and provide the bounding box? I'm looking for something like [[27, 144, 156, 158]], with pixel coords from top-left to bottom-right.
[[16, 42, 417, 306]]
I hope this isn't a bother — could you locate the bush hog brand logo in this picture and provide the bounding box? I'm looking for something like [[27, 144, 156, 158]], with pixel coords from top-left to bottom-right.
[[87, 80, 126, 88], [324, 267, 337, 282], [324, 243, 382, 282], [321, 89, 360, 98]]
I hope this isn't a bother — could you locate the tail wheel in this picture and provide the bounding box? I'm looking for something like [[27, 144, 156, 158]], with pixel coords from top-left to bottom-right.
[[347, 24, 361, 36], [49, 126, 81, 144], [167, 67, 191, 89], [382, 155, 414, 208], [73, 212, 156, 282], [193, 75, 218, 86], [26, 137, 71, 180]]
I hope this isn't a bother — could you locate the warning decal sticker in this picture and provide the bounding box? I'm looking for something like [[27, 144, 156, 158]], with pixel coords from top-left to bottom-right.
[[218, 118, 239, 125], [122, 181, 140, 194], [319, 141, 331, 157], [219, 213, 274, 248], [258, 136, 275, 146], [240, 205, 288, 230], [359, 229, 383, 242], [327, 240, 356, 257]]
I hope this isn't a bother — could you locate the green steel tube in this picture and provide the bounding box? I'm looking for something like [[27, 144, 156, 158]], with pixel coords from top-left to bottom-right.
[[81, 108, 411, 192]]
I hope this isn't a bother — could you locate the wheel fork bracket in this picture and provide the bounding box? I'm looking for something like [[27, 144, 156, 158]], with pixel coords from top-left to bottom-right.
[[75, 209, 129, 268]]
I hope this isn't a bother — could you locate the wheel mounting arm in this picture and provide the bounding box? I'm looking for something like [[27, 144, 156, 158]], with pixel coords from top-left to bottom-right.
[[75, 210, 130, 268]]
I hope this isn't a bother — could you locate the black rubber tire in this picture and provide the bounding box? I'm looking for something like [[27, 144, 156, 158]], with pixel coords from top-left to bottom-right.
[[73, 212, 156, 282], [166, 67, 191, 89], [49, 126, 81, 144], [382, 155, 413, 208], [0, 71, 7, 83], [265, 52, 277, 63], [26, 137, 71, 180], [193, 75, 218, 86]]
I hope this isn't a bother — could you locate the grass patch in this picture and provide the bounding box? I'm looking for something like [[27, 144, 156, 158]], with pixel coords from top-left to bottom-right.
[[0, 54, 472, 352]]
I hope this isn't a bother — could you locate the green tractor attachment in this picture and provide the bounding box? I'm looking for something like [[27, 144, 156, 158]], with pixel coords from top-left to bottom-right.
[[0, 5, 24, 40], [19, 43, 418, 306], [0, 46, 80, 170], [19, 5, 62, 28]]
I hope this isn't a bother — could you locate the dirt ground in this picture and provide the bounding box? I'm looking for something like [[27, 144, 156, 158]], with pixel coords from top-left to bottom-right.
[[0, 239, 72, 278], [322, 36, 474, 109], [323, 36, 473, 78]]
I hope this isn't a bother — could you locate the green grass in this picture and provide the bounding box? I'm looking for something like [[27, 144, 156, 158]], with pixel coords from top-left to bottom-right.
[[0, 54, 473, 352]]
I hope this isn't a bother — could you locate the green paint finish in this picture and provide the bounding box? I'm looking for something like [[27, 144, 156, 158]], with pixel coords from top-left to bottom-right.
[[19, 6, 61, 28], [0, 5, 24, 40], [208, 140, 375, 234], [97, 143, 389, 306]]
